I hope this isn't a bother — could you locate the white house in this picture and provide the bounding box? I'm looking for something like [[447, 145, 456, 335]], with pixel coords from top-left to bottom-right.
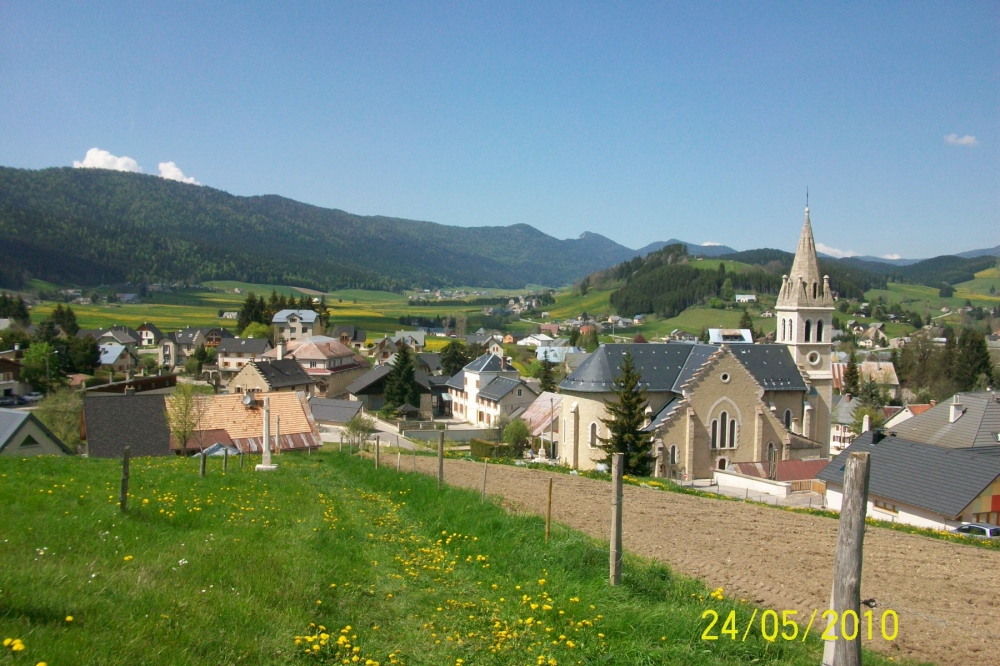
[[517, 333, 554, 348], [216, 337, 273, 377], [735, 294, 757, 303], [445, 353, 538, 426], [272, 310, 319, 342]]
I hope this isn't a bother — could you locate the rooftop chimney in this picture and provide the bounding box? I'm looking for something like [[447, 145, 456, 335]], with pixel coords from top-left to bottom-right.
[[949, 394, 964, 424], [862, 414, 871, 433], [276, 342, 285, 361], [871, 428, 885, 444]]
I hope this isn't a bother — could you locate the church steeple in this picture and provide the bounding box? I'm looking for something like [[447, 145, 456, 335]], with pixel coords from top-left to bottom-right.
[[777, 206, 834, 308]]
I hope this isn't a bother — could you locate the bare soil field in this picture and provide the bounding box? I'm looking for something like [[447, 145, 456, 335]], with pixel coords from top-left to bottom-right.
[[410, 456, 1000, 666]]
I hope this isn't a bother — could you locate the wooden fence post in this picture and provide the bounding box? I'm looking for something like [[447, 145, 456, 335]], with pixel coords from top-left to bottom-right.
[[223, 448, 228, 473], [199, 450, 207, 477], [339, 433, 343, 453], [481, 459, 488, 502], [397, 450, 401, 472], [610, 452, 624, 585], [437, 432, 444, 490], [375, 435, 380, 470], [240, 450, 244, 470], [119, 446, 130, 513], [546, 477, 553, 544], [822, 451, 871, 666], [412, 445, 417, 472]]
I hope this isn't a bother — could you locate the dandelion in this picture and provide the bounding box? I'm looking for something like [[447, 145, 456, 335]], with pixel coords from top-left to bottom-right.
[[66, 615, 74, 622], [123, 555, 133, 561]]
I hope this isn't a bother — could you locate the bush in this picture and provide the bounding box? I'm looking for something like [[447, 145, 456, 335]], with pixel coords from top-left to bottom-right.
[[469, 438, 512, 459]]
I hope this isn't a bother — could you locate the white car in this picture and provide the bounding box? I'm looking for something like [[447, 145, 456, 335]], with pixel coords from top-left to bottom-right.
[[22, 392, 43, 403], [954, 523, 1000, 539]]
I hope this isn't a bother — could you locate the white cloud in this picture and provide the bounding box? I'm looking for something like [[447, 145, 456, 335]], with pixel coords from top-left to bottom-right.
[[701, 241, 722, 246], [158, 161, 201, 185], [944, 133, 978, 147], [72, 147, 142, 172], [816, 242, 857, 259], [880, 253, 902, 261]]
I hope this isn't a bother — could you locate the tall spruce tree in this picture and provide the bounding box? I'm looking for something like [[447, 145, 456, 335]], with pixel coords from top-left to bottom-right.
[[539, 350, 557, 393], [598, 350, 653, 475], [441, 340, 469, 376], [843, 352, 860, 396], [954, 328, 993, 391], [384, 345, 421, 409]]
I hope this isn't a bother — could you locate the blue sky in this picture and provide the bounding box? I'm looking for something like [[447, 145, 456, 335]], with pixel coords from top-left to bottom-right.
[[1, 2, 997, 258]]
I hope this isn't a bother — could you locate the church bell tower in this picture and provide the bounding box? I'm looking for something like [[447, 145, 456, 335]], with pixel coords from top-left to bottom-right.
[[775, 205, 834, 449]]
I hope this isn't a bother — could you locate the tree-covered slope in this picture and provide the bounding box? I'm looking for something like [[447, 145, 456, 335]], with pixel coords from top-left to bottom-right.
[[0, 167, 642, 291]]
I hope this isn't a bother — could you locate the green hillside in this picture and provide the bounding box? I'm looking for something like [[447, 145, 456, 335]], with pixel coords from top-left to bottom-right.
[[0, 451, 879, 666], [0, 167, 643, 292]]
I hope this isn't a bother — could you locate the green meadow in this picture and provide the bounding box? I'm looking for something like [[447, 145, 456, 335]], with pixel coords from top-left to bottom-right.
[[0, 451, 903, 666]]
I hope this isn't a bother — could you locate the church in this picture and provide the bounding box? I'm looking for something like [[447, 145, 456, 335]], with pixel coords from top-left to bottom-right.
[[555, 206, 833, 479]]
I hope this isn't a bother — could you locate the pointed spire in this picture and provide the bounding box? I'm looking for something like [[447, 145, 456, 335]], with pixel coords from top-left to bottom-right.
[[777, 205, 833, 308]]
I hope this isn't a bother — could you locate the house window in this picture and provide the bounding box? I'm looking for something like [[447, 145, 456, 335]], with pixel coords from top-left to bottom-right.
[[589, 422, 598, 448], [784, 409, 792, 429], [711, 419, 718, 449], [804, 319, 812, 342], [20, 435, 39, 447], [668, 445, 677, 465], [517, 388, 522, 397], [816, 320, 824, 342], [873, 500, 898, 514]]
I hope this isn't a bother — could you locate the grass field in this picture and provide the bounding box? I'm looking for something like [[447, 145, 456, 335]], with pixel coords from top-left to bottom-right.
[[0, 451, 900, 666]]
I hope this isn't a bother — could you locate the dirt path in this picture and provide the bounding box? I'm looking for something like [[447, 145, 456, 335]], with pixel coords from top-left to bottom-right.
[[408, 456, 1000, 666]]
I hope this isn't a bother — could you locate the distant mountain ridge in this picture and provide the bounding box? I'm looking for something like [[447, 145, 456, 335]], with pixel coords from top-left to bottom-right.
[[636, 239, 737, 257]]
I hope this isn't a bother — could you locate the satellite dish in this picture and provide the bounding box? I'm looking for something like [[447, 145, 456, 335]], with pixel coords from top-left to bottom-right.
[[242, 393, 256, 407]]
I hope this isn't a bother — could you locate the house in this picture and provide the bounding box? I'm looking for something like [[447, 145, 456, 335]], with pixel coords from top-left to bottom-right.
[[561, 207, 834, 478], [168, 391, 322, 454], [262, 337, 369, 397], [391, 330, 426, 352], [535, 346, 583, 364], [0, 358, 26, 398], [830, 394, 858, 454], [346, 365, 434, 418], [98, 343, 139, 374], [331, 325, 366, 350], [217, 337, 273, 377], [521, 391, 562, 454], [228, 359, 315, 395], [82, 394, 172, 458], [818, 430, 1000, 529], [831, 361, 900, 395], [886, 392, 1000, 449], [136, 323, 164, 347], [116, 293, 141, 304], [308, 397, 363, 426], [0, 408, 72, 456], [540, 323, 560, 336], [159, 327, 234, 369], [735, 294, 757, 303], [708, 329, 754, 345], [502, 333, 524, 345], [272, 309, 320, 342], [517, 333, 554, 347], [220, 311, 239, 320], [416, 352, 443, 376], [368, 336, 404, 362], [883, 403, 935, 429], [445, 354, 538, 427], [760, 310, 775, 318]]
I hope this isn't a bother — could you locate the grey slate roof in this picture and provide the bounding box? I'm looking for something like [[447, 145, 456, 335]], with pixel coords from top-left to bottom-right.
[[83, 394, 172, 458], [252, 359, 314, 389], [730, 345, 809, 391], [217, 338, 271, 354], [671, 345, 716, 391], [643, 397, 681, 433], [831, 394, 857, 426], [445, 370, 465, 391], [886, 392, 1000, 449], [464, 353, 512, 373], [817, 430, 1000, 519], [332, 325, 365, 343], [560, 344, 709, 393], [308, 398, 363, 424], [479, 376, 533, 402], [346, 364, 431, 395], [272, 309, 319, 324], [0, 408, 72, 454]]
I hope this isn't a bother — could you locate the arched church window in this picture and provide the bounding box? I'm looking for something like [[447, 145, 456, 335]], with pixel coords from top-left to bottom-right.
[[589, 422, 598, 448], [711, 420, 718, 449], [813, 282, 818, 299], [669, 445, 677, 465], [781, 319, 786, 341], [804, 320, 811, 342], [767, 441, 776, 461], [784, 409, 792, 429], [816, 320, 824, 342], [729, 418, 736, 448], [719, 412, 728, 450]]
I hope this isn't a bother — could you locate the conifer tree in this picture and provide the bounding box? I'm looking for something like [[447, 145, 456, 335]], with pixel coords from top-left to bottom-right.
[[954, 328, 993, 391], [598, 350, 653, 475], [540, 350, 557, 393], [385, 345, 421, 409], [843, 352, 861, 396], [441, 340, 468, 376]]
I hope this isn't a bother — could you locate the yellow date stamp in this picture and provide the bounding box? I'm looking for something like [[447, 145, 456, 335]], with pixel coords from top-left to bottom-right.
[[701, 608, 899, 643]]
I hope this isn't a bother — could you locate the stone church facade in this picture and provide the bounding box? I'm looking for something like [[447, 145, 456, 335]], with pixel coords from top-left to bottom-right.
[[555, 206, 832, 479]]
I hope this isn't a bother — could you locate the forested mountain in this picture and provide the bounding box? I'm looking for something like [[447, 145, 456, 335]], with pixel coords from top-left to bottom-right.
[[0, 167, 647, 291], [634, 239, 737, 257]]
